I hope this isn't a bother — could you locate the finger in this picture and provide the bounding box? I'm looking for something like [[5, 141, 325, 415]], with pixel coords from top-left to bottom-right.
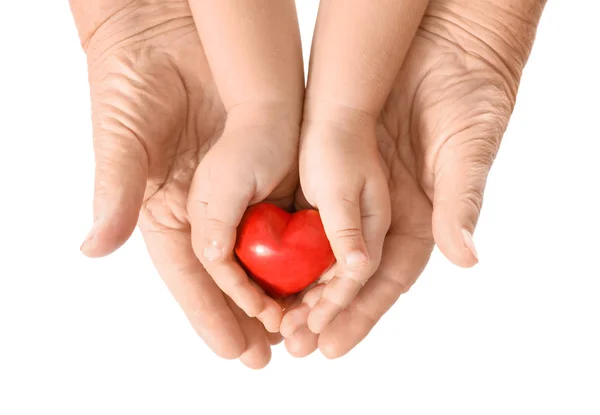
[[308, 180, 391, 333], [281, 304, 311, 339], [226, 297, 272, 370], [432, 129, 502, 268], [267, 332, 284, 346], [247, 279, 285, 334], [80, 105, 148, 258], [318, 232, 433, 359], [280, 284, 325, 338], [188, 165, 282, 332], [284, 327, 319, 358], [140, 224, 246, 360], [318, 186, 369, 274], [293, 185, 311, 210]]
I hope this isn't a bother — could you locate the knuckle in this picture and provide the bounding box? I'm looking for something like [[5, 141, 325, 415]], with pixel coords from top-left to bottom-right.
[[337, 271, 369, 289], [204, 217, 235, 232], [322, 291, 349, 310], [209, 264, 242, 288], [334, 227, 363, 241], [94, 141, 147, 178], [440, 135, 499, 173], [352, 278, 409, 327], [461, 188, 484, 216], [386, 277, 410, 296], [352, 303, 379, 328], [228, 277, 249, 294], [325, 275, 365, 308], [434, 189, 483, 219], [187, 200, 207, 222], [467, 137, 500, 168], [338, 195, 360, 208]]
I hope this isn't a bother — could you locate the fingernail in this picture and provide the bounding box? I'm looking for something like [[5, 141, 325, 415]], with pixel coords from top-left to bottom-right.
[[461, 229, 479, 263], [80, 220, 100, 252], [203, 242, 223, 261], [345, 251, 368, 267]]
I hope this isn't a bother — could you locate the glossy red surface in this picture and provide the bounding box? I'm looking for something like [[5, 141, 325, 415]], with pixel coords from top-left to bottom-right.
[[235, 203, 335, 298]]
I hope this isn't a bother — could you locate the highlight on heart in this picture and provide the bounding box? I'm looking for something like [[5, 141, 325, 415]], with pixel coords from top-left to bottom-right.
[[234, 203, 335, 298]]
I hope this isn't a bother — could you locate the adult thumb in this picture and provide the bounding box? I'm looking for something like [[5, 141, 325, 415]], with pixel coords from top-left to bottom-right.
[[431, 125, 503, 268], [80, 105, 148, 258]]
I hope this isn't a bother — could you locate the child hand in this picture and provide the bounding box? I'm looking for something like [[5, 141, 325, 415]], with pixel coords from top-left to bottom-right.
[[297, 109, 391, 334], [186, 1, 304, 334], [188, 104, 299, 333]]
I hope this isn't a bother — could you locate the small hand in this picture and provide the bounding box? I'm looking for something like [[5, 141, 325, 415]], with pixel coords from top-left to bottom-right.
[[182, 0, 304, 333], [75, 1, 281, 368], [187, 105, 300, 333], [295, 111, 392, 334], [281, 0, 542, 358]]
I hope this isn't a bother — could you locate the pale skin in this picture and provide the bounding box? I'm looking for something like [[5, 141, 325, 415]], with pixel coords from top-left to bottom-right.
[[282, 0, 547, 357], [71, 0, 282, 368], [186, 0, 305, 333], [187, 0, 433, 335], [187, 0, 431, 335], [298, 0, 430, 334], [73, 0, 546, 365]]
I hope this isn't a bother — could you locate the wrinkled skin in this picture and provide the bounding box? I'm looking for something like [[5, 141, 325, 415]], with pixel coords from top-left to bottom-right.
[[75, 0, 542, 365], [78, 2, 290, 369], [281, 0, 541, 358]]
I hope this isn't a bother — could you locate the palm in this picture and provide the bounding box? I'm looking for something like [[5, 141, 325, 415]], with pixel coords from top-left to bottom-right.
[[379, 1, 513, 266], [138, 39, 222, 231], [285, 1, 514, 358], [87, 6, 284, 367]]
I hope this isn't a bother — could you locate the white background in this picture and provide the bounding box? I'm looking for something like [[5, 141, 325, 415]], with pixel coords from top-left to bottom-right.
[[1, 1, 599, 414]]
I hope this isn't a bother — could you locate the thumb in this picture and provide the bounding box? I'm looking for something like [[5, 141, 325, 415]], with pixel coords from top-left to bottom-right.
[[432, 128, 501, 268], [187, 155, 267, 318], [318, 189, 370, 277], [80, 111, 148, 258]]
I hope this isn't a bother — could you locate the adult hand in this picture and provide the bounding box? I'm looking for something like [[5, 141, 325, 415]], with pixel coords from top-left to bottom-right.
[[72, 0, 282, 369], [281, 0, 545, 358]]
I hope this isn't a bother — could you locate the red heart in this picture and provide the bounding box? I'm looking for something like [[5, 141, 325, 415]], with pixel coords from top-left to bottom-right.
[[235, 203, 335, 298]]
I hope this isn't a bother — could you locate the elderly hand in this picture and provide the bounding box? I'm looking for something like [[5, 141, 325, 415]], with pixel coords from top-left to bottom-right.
[[72, 0, 282, 369], [281, 0, 545, 358]]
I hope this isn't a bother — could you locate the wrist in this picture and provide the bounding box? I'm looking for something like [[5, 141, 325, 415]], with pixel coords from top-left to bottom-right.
[[301, 98, 377, 136], [225, 101, 302, 139], [299, 99, 379, 150]]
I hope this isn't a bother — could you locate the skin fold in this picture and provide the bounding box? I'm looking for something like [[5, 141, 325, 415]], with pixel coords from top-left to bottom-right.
[[282, 0, 546, 358], [72, 0, 281, 369], [187, 0, 305, 333], [298, 0, 430, 335], [71, 0, 546, 366]]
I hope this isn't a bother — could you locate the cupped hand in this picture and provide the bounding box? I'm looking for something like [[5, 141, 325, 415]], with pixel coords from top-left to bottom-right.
[[295, 109, 392, 335], [187, 105, 300, 334], [281, 0, 542, 358], [75, 1, 282, 369]]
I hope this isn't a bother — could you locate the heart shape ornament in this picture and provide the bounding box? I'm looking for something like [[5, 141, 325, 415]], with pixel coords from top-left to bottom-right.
[[235, 203, 335, 297]]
